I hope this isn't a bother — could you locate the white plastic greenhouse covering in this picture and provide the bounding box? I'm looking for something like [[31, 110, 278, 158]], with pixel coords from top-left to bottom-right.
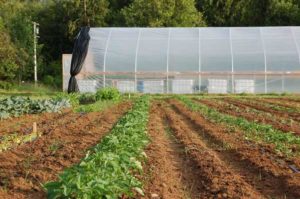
[[63, 27, 300, 93]]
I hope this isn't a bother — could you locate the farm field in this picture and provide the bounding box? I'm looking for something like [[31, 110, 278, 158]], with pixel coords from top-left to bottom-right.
[[1, 94, 300, 198]]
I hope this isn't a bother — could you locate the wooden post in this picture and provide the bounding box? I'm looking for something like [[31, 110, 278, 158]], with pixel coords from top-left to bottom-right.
[[33, 122, 37, 134]]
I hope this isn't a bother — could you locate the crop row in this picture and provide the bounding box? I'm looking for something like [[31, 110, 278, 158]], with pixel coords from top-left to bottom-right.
[[238, 98, 299, 113], [45, 96, 150, 199], [208, 98, 297, 128], [177, 96, 300, 157], [0, 96, 70, 120]]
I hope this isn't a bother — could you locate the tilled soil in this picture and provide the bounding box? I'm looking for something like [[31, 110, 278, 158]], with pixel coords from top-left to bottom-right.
[[0, 110, 73, 136], [162, 103, 263, 199], [166, 99, 300, 199], [143, 102, 261, 199], [196, 98, 300, 135], [270, 97, 300, 106], [223, 98, 300, 122], [142, 102, 202, 199], [255, 98, 300, 110], [0, 102, 131, 199]]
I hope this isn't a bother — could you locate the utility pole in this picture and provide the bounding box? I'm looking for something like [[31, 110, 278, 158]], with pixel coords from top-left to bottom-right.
[[33, 22, 39, 86]]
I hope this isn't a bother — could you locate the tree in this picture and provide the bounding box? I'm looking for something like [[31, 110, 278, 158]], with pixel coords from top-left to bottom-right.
[[0, 19, 18, 82], [266, 0, 300, 25], [61, 0, 110, 37], [0, 0, 40, 82], [122, 0, 206, 27], [107, 0, 133, 26]]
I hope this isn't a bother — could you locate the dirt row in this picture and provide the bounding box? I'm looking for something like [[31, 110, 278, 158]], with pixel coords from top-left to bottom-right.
[[223, 98, 300, 122], [142, 103, 199, 199], [256, 98, 300, 110], [143, 102, 261, 198], [0, 102, 132, 199], [274, 97, 300, 104], [161, 99, 300, 199], [196, 98, 300, 135], [0, 110, 73, 136]]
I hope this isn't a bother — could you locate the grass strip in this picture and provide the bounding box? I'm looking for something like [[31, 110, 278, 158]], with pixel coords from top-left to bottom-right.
[[45, 95, 150, 199], [177, 96, 300, 157]]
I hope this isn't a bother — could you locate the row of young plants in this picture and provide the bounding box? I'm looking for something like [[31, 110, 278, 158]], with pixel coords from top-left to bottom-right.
[[210, 98, 296, 127], [237, 98, 300, 113], [45, 96, 150, 199], [0, 96, 70, 120], [177, 96, 300, 157]]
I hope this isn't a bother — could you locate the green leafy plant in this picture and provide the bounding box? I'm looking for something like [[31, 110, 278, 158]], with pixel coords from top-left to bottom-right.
[[45, 96, 150, 199], [0, 96, 70, 120], [78, 93, 96, 105], [96, 87, 121, 101], [52, 93, 80, 107]]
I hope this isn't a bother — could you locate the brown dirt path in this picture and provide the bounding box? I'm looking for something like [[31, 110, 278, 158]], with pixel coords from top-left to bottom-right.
[[142, 102, 206, 199], [196, 98, 300, 135], [167, 99, 300, 199], [0, 102, 131, 199], [223, 98, 300, 122]]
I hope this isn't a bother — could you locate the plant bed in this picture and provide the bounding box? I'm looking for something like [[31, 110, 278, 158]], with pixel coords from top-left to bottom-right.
[[45, 96, 150, 199]]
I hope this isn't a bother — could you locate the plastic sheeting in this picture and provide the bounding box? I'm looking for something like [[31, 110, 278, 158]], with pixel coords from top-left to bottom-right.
[[63, 27, 300, 93], [67, 27, 90, 93]]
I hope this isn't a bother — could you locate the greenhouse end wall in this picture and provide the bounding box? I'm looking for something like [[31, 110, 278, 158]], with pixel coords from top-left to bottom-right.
[[63, 27, 300, 94]]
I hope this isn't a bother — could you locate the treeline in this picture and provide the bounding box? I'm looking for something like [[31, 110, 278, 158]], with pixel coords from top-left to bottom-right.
[[1, 0, 300, 89]]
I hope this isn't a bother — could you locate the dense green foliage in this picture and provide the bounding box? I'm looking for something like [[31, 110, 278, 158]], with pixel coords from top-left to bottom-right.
[[0, 96, 70, 120], [96, 87, 121, 101], [122, 0, 206, 26], [45, 96, 150, 198], [53, 93, 80, 107], [177, 96, 300, 157], [1, 0, 300, 89], [78, 93, 97, 104]]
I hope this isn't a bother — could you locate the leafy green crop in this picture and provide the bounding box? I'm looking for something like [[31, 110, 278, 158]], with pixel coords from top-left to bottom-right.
[[78, 93, 97, 105], [238, 98, 300, 113], [53, 93, 80, 107], [96, 87, 121, 101], [45, 96, 150, 199], [177, 96, 300, 157], [0, 96, 70, 120]]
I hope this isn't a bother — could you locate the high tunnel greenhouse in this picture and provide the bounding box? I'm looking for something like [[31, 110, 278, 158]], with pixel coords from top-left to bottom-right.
[[63, 27, 300, 94]]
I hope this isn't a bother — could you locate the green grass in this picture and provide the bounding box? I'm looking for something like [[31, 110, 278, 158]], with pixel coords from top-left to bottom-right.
[[177, 95, 300, 157], [0, 83, 59, 98]]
